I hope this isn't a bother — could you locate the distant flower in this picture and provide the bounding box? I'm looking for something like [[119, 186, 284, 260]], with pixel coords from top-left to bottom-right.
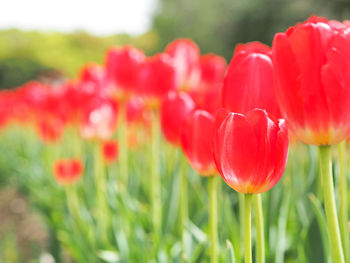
[[102, 140, 119, 164], [53, 158, 84, 185]]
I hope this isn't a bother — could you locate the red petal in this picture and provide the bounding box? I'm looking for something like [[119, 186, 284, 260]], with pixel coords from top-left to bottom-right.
[[213, 113, 258, 193]]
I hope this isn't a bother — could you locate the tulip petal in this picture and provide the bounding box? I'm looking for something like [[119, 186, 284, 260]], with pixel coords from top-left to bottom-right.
[[246, 109, 279, 190], [322, 33, 350, 143], [288, 23, 334, 132], [213, 113, 258, 193], [273, 33, 305, 132], [223, 53, 276, 115]]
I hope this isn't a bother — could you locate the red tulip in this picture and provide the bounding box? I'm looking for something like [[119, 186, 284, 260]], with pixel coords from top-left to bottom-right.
[[160, 91, 195, 146], [37, 118, 65, 143], [53, 158, 84, 185], [222, 42, 280, 118], [181, 110, 217, 175], [199, 54, 226, 85], [189, 54, 226, 113], [102, 140, 119, 164], [79, 63, 106, 86], [138, 53, 177, 99], [234, 41, 272, 56], [165, 39, 201, 90], [272, 16, 350, 145], [105, 46, 146, 94], [213, 109, 289, 194], [80, 99, 118, 140]]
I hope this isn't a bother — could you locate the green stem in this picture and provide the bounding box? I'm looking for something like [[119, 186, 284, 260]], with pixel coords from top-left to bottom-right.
[[94, 143, 109, 244], [180, 154, 189, 260], [338, 142, 349, 262], [151, 110, 162, 237], [253, 194, 265, 263], [239, 193, 245, 261], [118, 103, 128, 187], [66, 185, 81, 224], [244, 194, 253, 263], [318, 145, 345, 263], [209, 176, 218, 263]]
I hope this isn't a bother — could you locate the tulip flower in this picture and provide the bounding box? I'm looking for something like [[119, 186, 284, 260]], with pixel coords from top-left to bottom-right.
[[79, 63, 106, 87], [213, 108, 288, 263], [37, 118, 65, 143], [189, 54, 226, 114], [165, 39, 201, 90], [272, 16, 350, 263], [80, 100, 118, 141], [222, 42, 280, 118], [160, 91, 195, 146], [102, 140, 119, 164], [138, 53, 177, 101], [180, 109, 220, 263], [180, 110, 217, 175], [272, 17, 350, 146], [213, 108, 288, 194], [53, 158, 84, 185], [199, 54, 226, 86], [105, 45, 146, 97]]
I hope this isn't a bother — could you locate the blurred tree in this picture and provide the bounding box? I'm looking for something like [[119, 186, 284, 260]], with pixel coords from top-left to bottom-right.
[[0, 29, 160, 87], [0, 58, 48, 89], [153, 0, 350, 60]]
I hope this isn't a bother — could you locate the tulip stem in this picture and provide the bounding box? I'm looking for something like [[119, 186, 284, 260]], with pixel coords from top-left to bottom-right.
[[151, 110, 162, 239], [66, 185, 80, 224], [209, 176, 218, 263], [94, 143, 109, 244], [244, 194, 253, 263], [253, 194, 265, 263], [338, 142, 349, 262], [318, 145, 345, 263], [180, 154, 189, 260], [118, 103, 128, 187], [239, 193, 245, 261]]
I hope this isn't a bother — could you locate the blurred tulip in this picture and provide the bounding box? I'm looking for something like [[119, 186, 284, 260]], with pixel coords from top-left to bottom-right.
[[165, 39, 201, 90], [222, 42, 280, 118], [36, 118, 65, 143], [53, 158, 84, 185], [213, 109, 289, 193], [105, 45, 146, 96], [80, 100, 118, 141], [189, 54, 226, 113], [160, 91, 195, 145], [102, 140, 119, 164], [138, 53, 177, 101], [181, 110, 217, 175], [199, 54, 226, 86], [79, 63, 106, 86], [273, 16, 350, 145]]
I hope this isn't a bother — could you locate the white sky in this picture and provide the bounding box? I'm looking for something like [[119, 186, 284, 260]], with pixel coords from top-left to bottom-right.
[[0, 0, 157, 35]]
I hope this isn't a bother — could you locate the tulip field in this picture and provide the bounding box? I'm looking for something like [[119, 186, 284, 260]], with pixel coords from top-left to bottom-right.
[[1, 15, 350, 263]]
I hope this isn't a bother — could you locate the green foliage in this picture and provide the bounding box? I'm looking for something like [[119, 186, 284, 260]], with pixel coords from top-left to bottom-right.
[[0, 58, 49, 89], [0, 29, 159, 89], [0, 124, 337, 262]]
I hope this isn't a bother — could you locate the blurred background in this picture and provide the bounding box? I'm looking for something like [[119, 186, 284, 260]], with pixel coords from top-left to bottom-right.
[[1, 0, 350, 262], [1, 0, 350, 90]]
